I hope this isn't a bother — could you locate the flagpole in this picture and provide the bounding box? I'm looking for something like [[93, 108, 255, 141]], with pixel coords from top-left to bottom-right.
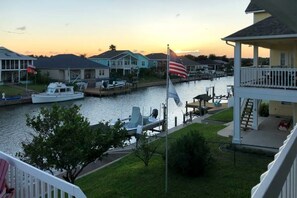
[[165, 44, 170, 193]]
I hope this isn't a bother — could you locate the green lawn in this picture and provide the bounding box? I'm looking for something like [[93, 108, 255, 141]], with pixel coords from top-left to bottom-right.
[[76, 123, 272, 198], [0, 84, 47, 97], [207, 107, 234, 123]]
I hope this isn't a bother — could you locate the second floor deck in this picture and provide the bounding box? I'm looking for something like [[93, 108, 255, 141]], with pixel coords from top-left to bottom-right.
[[240, 67, 297, 90]]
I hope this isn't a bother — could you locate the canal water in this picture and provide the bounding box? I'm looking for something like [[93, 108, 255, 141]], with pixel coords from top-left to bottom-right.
[[0, 77, 233, 156]]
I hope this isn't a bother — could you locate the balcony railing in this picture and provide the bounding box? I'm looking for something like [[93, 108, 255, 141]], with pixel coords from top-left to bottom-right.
[[0, 151, 86, 198], [241, 67, 297, 89], [251, 124, 297, 197]]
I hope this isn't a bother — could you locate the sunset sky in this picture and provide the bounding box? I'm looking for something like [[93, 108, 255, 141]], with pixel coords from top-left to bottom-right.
[[0, 0, 269, 58]]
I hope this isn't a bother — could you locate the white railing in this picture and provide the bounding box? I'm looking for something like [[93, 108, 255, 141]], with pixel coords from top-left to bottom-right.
[[0, 151, 86, 198], [251, 124, 297, 198], [241, 67, 297, 89]]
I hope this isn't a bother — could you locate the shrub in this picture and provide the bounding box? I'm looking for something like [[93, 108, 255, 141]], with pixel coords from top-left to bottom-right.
[[259, 103, 269, 117], [168, 131, 212, 177]]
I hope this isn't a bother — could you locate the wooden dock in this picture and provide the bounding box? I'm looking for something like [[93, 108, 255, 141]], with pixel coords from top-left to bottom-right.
[[185, 101, 228, 115], [84, 86, 132, 97]]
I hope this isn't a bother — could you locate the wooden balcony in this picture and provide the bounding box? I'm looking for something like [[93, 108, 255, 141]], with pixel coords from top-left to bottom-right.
[[240, 67, 297, 90]]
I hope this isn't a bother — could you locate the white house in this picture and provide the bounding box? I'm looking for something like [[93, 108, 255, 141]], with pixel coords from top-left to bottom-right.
[[0, 47, 36, 83]]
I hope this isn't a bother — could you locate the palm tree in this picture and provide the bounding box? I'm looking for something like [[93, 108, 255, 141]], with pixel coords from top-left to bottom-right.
[[109, 44, 116, 51]]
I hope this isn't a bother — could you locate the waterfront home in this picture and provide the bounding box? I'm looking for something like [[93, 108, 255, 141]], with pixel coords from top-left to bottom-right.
[[0, 47, 36, 84], [89, 50, 143, 76], [224, 1, 297, 196], [35, 54, 109, 84], [135, 53, 150, 69], [179, 56, 202, 77], [146, 53, 167, 73]]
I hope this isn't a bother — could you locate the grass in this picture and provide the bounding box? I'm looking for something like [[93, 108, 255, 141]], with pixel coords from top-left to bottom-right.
[[0, 83, 48, 97], [76, 123, 272, 197], [207, 107, 234, 123]]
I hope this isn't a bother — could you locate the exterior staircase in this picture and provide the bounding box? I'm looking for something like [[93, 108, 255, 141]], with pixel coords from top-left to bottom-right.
[[241, 98, 253, 130]]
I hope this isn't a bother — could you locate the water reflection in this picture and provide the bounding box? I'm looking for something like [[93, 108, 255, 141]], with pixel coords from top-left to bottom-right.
[[0, 77, 233, 155]]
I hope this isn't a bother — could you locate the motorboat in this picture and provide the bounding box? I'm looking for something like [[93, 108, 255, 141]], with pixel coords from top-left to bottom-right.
[[101, 80, 126, 89], [123, 107, 163, 136], [31, 82, 84, 104]]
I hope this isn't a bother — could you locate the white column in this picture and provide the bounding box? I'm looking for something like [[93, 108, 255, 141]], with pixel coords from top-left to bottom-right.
[[18, 60, 21, 83], [252, 99, 259, 130], [0, 59, 2, 82], [80, 69, 85, 80], [64, 69, 69, 82], [233, 42, 242, 144], [95, 69, 99, 79], [292, 103, 297, 126], [253, 46, 259, 67]]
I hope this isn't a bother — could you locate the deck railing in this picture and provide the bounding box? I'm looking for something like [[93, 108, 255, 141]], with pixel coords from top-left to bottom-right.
[[251, 124, 297, 198], [241, 67, 297, 89], [0, 151, 86, 198]]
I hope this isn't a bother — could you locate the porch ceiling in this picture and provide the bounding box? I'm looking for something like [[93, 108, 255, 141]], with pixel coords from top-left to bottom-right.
[[241, 38, 297, 50]]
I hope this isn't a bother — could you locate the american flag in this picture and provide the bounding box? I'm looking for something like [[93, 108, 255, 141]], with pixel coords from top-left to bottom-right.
[[27, 65, 37, 74], [169, 49, 187, 78]]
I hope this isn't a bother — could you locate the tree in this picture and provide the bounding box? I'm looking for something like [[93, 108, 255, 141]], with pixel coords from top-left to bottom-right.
[[109, 44, 116, 51], [17, 104, 128, 184], [208, 54, 217, 60]]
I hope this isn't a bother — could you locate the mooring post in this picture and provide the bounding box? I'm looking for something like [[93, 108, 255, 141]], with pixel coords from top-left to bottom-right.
[[162, 104, 167, 131], [190, 111, 192, 122], [183, 114, 186, 124], [186, 101, 188, 114], [175, 116, 177, 127]]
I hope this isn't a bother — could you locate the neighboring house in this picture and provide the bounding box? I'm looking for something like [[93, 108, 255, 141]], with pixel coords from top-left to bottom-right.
[[89, 50, 139, 75], [135, 53, 149, 69], [223, 1, 297, 144], [179, 56, 201, 76], [198, 59, 222, 73], [0, 47, 36, 83], [35, 54, 109, 83], [146, 53, 167, 72]]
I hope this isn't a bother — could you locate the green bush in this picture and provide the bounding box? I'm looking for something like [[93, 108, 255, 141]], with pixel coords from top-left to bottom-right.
[[259, 103, 269, 117], [168, 131, 212, 177]]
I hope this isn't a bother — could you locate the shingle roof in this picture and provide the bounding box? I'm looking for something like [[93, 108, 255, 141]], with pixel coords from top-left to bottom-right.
[[146, 53, 167, 60], [223, 16, 297, 41], [197, 59, 218, 65], [35, 54, 108, 69], [0, 47, 36, 60], [89, 50, 129, 59], [245, 2, 264, 13], [179, 57, 199, 66]]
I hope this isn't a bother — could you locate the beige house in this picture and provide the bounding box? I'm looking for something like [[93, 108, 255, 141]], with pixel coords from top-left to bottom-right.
[[223, 2, 297, 144], [35, 54, 109, 84]]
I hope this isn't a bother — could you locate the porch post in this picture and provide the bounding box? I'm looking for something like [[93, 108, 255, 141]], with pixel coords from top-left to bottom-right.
[[80, 69, 85, 80], [233, 42, 242, 144], [292, 103, 297, 126], [253, 46, 259, 66], [0, 60, 2, 82], [252, 99, 259, 130]]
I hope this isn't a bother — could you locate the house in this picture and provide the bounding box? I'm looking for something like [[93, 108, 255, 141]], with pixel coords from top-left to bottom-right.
[[0, 47, 36, 84], [89, 50, 140, 76], [146, 53, 167, 72], [223, 1, 297, 144], [35, 54, 109, 83], [179, 56, 201, 76], [135, 53, 149, 69]]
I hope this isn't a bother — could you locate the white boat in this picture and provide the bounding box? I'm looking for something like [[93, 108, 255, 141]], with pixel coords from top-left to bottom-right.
[[123, 107, 163, 135], [101, 80, 126, 89], [31, 82, 84, 104]]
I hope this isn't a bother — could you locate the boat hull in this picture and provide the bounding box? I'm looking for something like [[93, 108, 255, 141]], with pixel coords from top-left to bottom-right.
[[32, 93, 84, 104]]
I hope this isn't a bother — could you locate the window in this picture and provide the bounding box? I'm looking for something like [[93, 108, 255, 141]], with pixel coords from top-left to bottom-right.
[[142, 61, 145, 66]]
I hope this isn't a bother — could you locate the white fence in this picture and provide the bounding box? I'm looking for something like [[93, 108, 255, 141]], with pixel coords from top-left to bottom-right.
[[0, 151, 86, 198], [251, 124, 297, 197], [241, 67, 297, 89]]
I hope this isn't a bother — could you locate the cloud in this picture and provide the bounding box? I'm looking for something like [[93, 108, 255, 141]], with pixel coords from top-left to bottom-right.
[[1, 30, 24, 34], [133, 49, 138, 53], [16, 26, 26, 31], [176, 13, 180, 17], [98, 48, 102, 52], [175, 49, 200, 56], [140, 50, 146, 54]]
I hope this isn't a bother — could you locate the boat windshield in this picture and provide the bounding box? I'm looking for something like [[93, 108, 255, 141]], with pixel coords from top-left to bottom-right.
[[46, 88, 56, 94]]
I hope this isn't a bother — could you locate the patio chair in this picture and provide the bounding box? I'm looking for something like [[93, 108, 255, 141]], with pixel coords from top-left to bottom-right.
[[126, 106, 142, 129], [0, 159, 14, 198]]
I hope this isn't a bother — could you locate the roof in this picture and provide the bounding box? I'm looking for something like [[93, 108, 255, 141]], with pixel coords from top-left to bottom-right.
[[197, 59, 218, 65], [179, 57, 199, 66], [35, 54, 108, 69], [245, 2, 265, 13], [146, 53, 167, 60], [0, 47, 36, 60], [223, 16, 297, 41], [89, 50, 130, 59], [193, 94, 212, 101]]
